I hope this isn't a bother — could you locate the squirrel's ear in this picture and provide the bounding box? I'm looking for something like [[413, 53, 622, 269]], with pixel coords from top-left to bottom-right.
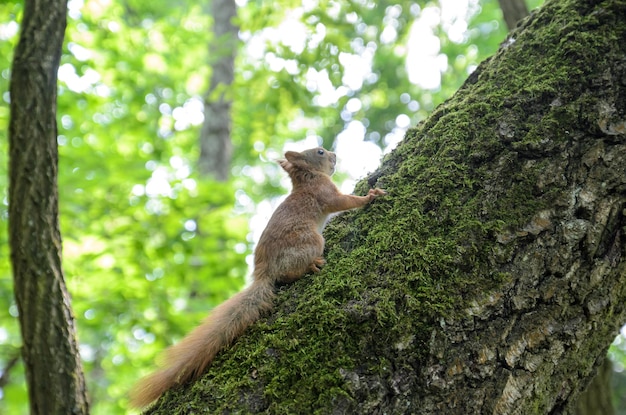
[[278, 159, 293, 172], [284, 151, 301, 162]]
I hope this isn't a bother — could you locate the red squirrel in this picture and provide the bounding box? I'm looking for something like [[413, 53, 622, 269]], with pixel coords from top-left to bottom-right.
[[130, 147, 385, 408]]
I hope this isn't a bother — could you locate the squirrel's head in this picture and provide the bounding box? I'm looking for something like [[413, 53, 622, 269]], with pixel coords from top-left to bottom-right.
[[279, 147, 336, 176]]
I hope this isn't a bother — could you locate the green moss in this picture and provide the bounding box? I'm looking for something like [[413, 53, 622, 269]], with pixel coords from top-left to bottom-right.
[[146, 0, 626, 412]]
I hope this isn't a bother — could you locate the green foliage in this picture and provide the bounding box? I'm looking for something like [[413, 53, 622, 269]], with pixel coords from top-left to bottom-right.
[[0, 2, 22, 412], [4, 0, 623, 413], [1, 1, 246, 413]]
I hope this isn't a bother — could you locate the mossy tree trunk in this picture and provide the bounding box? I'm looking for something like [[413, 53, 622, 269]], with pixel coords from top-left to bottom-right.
[[145, 0, 626, 413], [9, 0, 89, 413]]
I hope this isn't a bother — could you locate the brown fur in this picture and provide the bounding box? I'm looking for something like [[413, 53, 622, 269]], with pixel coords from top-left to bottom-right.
[[129, 147, 385, 408]]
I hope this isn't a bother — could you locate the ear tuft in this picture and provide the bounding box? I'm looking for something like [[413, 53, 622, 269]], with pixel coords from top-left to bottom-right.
[[284, 151, 300, 161], [278, 159, 293, 172]]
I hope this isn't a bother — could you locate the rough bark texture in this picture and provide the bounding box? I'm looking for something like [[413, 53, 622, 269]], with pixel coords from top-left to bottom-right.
[[198, 0, 237, 181], [8, 0, 89, 413], [144, 0, 626, 413]]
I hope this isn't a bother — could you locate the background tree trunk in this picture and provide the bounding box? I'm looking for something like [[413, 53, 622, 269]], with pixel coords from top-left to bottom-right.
[[145, 0, 626, 413], [575, 358, 615, 415], [198, 0, 237, 181], [8, 0, 89, 413], [497, 0, 530, 31]]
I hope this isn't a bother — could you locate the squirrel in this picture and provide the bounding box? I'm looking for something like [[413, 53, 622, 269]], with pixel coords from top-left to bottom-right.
[[129, 147, 386, 408]]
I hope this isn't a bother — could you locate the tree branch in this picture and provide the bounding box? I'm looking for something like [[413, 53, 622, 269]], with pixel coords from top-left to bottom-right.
[[0, 352, 20, 389]]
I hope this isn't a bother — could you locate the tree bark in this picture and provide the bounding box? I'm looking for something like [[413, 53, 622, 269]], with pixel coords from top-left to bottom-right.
[[144, 0, 626, 413], [198, 0, 237, 181], [8, 0, 89, 413]]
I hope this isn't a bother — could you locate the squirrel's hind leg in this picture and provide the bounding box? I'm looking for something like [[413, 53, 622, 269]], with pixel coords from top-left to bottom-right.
[[307, 257, 326, 273], [280, 257, 324, 283]]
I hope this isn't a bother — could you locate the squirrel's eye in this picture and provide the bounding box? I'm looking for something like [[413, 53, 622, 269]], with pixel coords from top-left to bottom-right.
[[317, 149, 324, 155]]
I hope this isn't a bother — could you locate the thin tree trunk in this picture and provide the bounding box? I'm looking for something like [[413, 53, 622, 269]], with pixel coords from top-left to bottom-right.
[[198, 0, 237, 181], [8, 0, 89, 413], [498, 0, 530, 30], [575, 358, 615, 415], [145, 0, 626, 412]]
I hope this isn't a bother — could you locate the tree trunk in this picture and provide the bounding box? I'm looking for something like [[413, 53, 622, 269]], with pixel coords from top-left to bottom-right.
[[8, 0, 89, 413], [497, 0, 530, 31], [198, 0, 237, 181], [144, 0, 626, 413], [574, 358, 615, 415]]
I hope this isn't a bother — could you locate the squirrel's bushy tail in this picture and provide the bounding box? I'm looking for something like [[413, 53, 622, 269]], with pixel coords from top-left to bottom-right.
[[129, 278, 275, 408]]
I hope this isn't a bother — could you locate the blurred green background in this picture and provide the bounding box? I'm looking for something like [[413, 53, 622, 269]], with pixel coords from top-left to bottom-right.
[[1, 0, 624, 413]]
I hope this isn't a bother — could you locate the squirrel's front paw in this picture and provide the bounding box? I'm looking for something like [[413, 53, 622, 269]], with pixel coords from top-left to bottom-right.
[[368, 188, 386, 200]]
